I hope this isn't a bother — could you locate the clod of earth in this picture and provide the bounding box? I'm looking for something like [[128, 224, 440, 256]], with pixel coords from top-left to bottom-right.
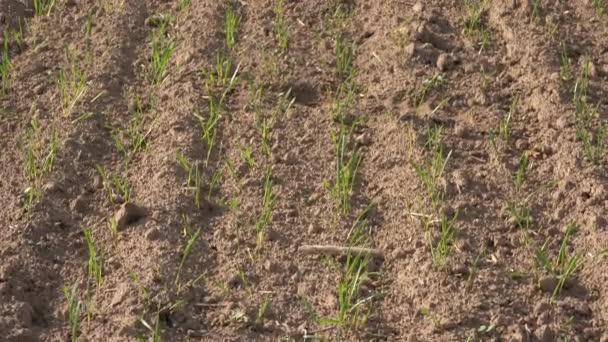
[[114, 202, 146, 229]]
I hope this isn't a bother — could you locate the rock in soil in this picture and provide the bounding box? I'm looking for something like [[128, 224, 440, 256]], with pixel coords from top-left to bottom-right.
[[114, 202, 146, 228], [539, 276, 558, 293]]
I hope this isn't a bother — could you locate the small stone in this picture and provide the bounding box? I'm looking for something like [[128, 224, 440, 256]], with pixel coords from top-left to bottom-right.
[[307, 224, 319, 234], [450, 263, 468, 276], [145, 226, 162, 241], [436, 53, 453, 71], [515, 139, 529, 150], [589, 61, 598, 78], [454, 122, 467, 137], [534, 325, 555, 342], [539, 276, 558, 293], [412, 2, 423, 13], [70, 195, 87, 213], [110, 284, 128, 307], [283, 151, 296, 164], [114, 202, 146, 229], [42, 182, 60, 193], [355, 132, 371, 146], [263, 260, 279, 273], [33, 84, 45, 95], [92, 175, 103, 189], [14, 301, 34, 327], [144, 14, 165, 27]]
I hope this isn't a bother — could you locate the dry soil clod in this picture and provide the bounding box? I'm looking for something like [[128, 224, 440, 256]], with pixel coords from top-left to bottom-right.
[[114, 202, 146, 229]]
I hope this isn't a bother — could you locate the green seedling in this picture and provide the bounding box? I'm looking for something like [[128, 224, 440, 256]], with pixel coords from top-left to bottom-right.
[[330, 82, 356, 123], [578, 125, 606, 164], [273, 0, 289, 50], [514, 151, 529, 193], [175, 227, 201, 285], [411, 125, 450, 210], [499, 95, 519, 142], [594, 0, 606, 17], [410, 74, 444, 110], [83, 227, 103, 287], [430, 211, 458, 268], [418, 307, 442, 328], [107, 216, 118, 237], [194, 96, 222, 165], [255, 169, 275, 248], [535, 223, 583, 299], [0, 31, 11, 94], [224, 2, 240, 49], [560, 44, 571, 81], [63, 285, 82, 342], [331, 120, 362, 214], [23, 119, 59, 208], [509, 204, 532, 230], [128, 271, 150, 302], [176, 153, 202, 208], [111, 174, 131, 202], [334, 251, 370, 327], [57, 49, 89, 117], [531, 0, 541, 20], [256, 295, 271, 325], [464, 0, 484, 36], [150, 19, 175, 85], [574, 53, 592, 125], [10, 18, 25, 49], [207, 168, 223, 201], [335, 34, 354, 79], [240, 145, 257, 170], [33, 0, 55, 16], [178, 0, 191, 13], [94, 164, 111, 204], [140, 314, 162, 342], [204, 53, 238, 93]]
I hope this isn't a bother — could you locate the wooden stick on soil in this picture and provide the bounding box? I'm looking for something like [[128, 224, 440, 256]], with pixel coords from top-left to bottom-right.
[[299, 245, 384, 259]]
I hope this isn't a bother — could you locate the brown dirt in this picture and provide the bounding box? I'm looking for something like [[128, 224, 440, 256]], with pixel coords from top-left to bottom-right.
[[1, 0, 608, 341]]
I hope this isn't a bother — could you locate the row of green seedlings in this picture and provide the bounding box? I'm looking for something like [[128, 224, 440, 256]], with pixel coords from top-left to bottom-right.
[[501, 127, 583, 299], [66, 9, 181, 341], [22, 10, 98, 210], [572, 53, 606, 164], [411, 125, 457, 269]]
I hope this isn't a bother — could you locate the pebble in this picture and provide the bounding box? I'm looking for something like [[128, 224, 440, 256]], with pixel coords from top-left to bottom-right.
[[436, 53, 453, 71], [534, 325, 555, 342], [307, 223, 319, 234], [355, 132, 371, 146], [69, 195, 87, 213], [412, 2, 423, 13], [114, 202, 146, 229], [145, 226, 162, 241], [539, 276, 558, 293]]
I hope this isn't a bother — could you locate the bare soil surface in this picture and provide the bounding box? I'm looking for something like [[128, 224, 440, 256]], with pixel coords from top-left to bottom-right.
[[1, 0, 608, 341]]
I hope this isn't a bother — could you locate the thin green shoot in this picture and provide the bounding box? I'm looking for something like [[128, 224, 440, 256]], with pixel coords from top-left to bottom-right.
[[33, 0, 56, 16], [57, 49, 89, 117], [224, 2, 240, 50], [560, 43, 571, 81], [175, 227, 201, 285], [178, 0, 191, 13], [22, 119, 59, 208], [207, 168, 222, 201], [411, 125, 451, 210], [410, 74, 444, 110], [531, 0, 541, 20], [256, 295, 271, 325], [335, 34, 354, 79], [0, 31, 11, 94], [83, 227, 103, 287], [255, 169, 275, 248], [499, 94, 519, 142], [430, 211, 458, 268], [514, 151, 529, 193], [150, 20, 175, 85], [107, 216, 118, 237], [331, 120, 362, 214], [578, 125, 606, 164], [240, 145, 257, 170], [273, 0, 289, 50], [140, 314, 162, 342], [63, 284, 82, 342]]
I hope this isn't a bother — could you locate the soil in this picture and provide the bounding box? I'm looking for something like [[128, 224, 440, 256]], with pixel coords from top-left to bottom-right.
[[1, 0, 608, 341]]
